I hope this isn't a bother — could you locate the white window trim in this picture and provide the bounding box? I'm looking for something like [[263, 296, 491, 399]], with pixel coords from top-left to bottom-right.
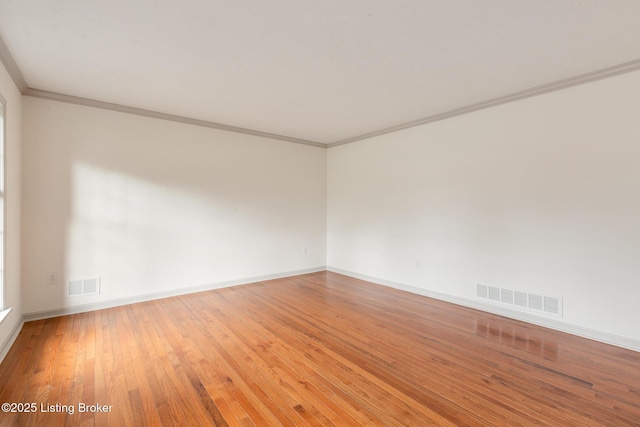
[[0, 93, 6, 312]]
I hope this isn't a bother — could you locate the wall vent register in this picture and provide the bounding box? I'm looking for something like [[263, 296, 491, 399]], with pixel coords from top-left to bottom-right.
[[67, 277, 101, 297], [476, 283, 562, 317]]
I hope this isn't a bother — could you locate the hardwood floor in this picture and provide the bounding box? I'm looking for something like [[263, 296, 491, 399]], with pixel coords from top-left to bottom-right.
[[1, 271, 639, 426]]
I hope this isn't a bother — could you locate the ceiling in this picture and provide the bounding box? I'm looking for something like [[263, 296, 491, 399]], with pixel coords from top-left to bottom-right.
[[1, 1, 640, 146]]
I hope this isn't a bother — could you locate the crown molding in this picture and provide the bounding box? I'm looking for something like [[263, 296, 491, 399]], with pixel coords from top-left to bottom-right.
[[23, 88, 327, 148], [0, 34, 27, 92], [1, 32, 325, 147], [327, 58, 640, 147], [4, 18, 640, 150]]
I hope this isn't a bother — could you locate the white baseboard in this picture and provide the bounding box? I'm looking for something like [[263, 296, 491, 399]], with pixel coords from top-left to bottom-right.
[[24, 266, 327, 322], [327, 266, 640, 353], [17, 265, 639, 354], [0, 311, 25, 364]]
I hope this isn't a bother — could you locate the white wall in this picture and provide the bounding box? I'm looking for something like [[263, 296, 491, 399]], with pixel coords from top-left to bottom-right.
[[328, 70, 640, 343], [22, 97, 326, 315], [14, 66, 640, 348], [0, 60, 22, 356]]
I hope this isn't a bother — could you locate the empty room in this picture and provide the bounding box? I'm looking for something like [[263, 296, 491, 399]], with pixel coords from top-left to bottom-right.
[[0, 1, 639, 426]]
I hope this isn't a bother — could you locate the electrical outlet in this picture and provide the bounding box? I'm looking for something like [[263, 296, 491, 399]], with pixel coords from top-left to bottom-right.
[[302, 247, 308, 256], [47, 272, 57, 285]]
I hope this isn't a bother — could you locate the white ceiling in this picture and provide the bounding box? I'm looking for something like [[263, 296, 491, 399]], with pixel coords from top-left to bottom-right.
[[1, 1, 640, 145]]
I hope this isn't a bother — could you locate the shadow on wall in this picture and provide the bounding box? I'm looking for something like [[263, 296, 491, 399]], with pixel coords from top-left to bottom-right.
[[23, 101, 326, 315]]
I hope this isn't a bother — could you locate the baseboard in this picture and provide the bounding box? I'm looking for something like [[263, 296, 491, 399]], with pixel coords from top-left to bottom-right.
[[20, 265, 638, 352], [327, 266, 640, 352], [0, 312, 25, 364], [24, 266, 327, 322]]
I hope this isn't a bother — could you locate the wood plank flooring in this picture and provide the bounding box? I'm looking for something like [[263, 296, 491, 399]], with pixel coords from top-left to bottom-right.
[[1, 271, 639, 426]]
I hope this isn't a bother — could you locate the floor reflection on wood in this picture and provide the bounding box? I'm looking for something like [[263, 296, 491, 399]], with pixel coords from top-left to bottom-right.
[[1, 271, 638, 426]]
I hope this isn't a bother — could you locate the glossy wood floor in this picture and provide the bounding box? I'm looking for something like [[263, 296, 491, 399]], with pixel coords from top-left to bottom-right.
[[1, 271, 639, 426]]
